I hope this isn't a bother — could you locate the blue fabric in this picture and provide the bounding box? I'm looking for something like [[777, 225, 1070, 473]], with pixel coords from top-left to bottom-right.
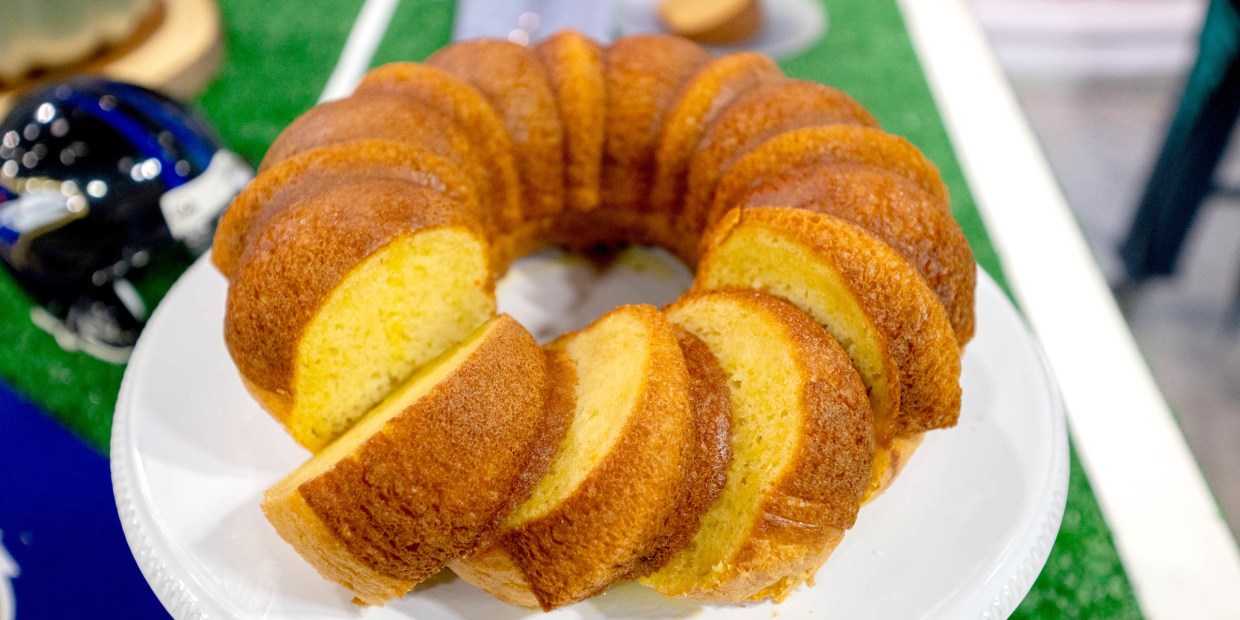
[[0, 380, 168, 619]]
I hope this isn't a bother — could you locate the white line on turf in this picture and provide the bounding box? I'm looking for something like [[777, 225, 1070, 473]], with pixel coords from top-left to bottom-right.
[[896, 0, 1240, 617], [319, 0, 401, 103]]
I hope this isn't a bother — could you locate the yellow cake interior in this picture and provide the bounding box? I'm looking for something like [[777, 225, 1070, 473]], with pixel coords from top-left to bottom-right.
[[269, 316, 501, 496], [289, 228, 494, 450], [643, 296, 800, 594], [506, 308, 650, 524], [697, 225, 892, 433]]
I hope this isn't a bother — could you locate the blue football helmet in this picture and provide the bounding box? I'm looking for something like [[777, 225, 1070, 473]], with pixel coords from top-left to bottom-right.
[[0, 77, 252, 362]]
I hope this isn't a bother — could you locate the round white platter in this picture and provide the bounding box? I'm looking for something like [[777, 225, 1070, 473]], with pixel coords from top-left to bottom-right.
[[113, 251, 1067, 619]]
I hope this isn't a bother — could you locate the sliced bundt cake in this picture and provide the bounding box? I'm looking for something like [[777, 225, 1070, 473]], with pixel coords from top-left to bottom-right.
[[696, 206, 961, 497], [642, 289, 874, 601], [735, 163, 976, 345], [225, 181, 494, 451], [451, 304, 698, 610], [262, 315, 551, 605]]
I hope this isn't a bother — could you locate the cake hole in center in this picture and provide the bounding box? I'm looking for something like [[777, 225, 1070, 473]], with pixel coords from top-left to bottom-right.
[[496, 245, 694, 343]]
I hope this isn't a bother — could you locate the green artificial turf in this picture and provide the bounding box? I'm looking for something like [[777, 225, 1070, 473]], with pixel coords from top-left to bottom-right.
[[0, 0, 1143, 615]]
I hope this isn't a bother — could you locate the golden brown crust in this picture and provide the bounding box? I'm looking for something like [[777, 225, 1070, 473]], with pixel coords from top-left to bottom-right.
[[655, 289, 874, 601], [705, 125, 952, 237], [212, 139, 484, 280], [476, 348, 577, 551], [224, 181, 488, 413], [602, 35, 711, 214], [428, 39, 566, 223], [355, 62, 522, 235], [455, 305, 697, 610], [630, 328, 734, 576], [700, 207, 961, 438], [736, 163, 975, 345], [262, 316, 551, 605], [258, 94, 476, 178], [536, 30, 606, 215], [650, 52, 783, 215], [447, 348, 578, 609], [262, 489, 416, 605], [682, 80, 878, 236]]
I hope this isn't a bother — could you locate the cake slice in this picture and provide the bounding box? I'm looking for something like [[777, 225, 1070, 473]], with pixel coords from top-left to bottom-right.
[[262, 315, 551, 606], [225, 181, 494, 451], [535, 30, 606, 215], [213, 139, 484, 279], [642, 289, 874, 602], [451, 304, 698, 610], [735, 163, 976, 345], [696, 206, 960, 497], [631, 327, 734, 576], [356, 62, 522, 234]]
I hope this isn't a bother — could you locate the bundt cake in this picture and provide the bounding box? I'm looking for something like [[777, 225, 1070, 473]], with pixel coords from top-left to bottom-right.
[[223, 181, 494, 451], [631, 326, 734, 576], [734, 163, 976, 345], [212, 31, 976, 611], [642, 289, 873, 602], [451, 305, 698, 610], [696, 205, 961, 496], [261, 315, 553, 605]]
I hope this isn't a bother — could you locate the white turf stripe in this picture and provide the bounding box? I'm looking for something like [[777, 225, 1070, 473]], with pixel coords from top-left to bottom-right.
[[897, 0, 1240, 617], [319, 0, 401, 103]]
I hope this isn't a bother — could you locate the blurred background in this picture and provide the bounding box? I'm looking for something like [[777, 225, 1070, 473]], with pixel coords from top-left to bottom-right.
[[972, 0, 1240, 536]]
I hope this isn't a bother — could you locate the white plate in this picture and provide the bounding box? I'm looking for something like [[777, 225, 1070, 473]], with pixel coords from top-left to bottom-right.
[[113, 250, 1068, 619]]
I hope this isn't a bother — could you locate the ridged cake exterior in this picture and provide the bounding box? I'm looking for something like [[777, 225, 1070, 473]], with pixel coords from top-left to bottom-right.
[[644, 289, 874, 601], [451, 305, 699, 610], [213, 30, 975, 612], [261, 316, 553, 605]]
